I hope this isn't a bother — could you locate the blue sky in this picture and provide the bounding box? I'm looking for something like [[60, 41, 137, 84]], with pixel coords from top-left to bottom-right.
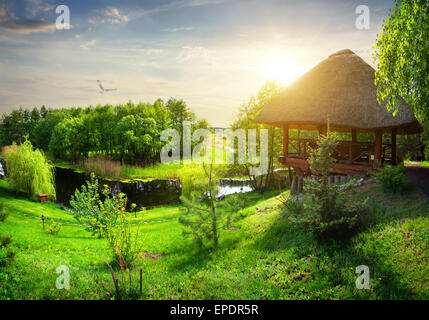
[[0, 0, 395, 126]]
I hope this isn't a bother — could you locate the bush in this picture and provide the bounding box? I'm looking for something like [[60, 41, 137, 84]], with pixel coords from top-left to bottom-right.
[[375, 165, 406, 193], [287, 133, 368, 240], [0, 203, 7, 222], [69, 173, 118, 237], [104, 193, 141, 268], [45, 219, 62, 235], [0, 233, 14, 267], [3, 139, 56, 199]]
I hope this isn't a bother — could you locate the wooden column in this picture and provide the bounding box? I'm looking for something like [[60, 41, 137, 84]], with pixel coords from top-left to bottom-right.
[[374, 129, 383, 168], [283, 124, 289, 158], [391, 128, 397, 164], [349, 128, 357, 163]]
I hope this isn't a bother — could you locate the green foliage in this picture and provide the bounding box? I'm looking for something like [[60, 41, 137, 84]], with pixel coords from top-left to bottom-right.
[[4, 139, 56, 199], [0, 176, 428, 299], [289, 134, 368, 240], [0, 233, 14, 267], [178, 163, 223, 248], [231, 80, 284, 193], [69, 173, 119, 237], [374, 0, 429, 124], [44, 219, 62, 235], [0, 203, 7, 222], [1, 100, 208, 166], [104, 193, 141, 267], [375, 165, 406, 193], [222, 191, 249, 228]]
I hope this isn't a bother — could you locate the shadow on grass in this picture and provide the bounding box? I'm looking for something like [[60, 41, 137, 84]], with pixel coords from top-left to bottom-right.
[[250, 186, 428, 299]]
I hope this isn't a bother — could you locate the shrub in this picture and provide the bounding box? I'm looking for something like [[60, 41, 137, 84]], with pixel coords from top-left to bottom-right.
[[3, 139, 56, 199], [291, 133, 368, 240], [0, 233, 14, 267], [69, 173, 118, 237], [104, 193, 141, 268], [375, 165, 406, 193], [221, 191, 249, 228], [0, 203, 7, 222], [45, 219, 62, 235], [105, 258, 143, 300]]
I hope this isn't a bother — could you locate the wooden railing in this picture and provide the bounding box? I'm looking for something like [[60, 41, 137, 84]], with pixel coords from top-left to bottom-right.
[[286, 138, 392, 166]]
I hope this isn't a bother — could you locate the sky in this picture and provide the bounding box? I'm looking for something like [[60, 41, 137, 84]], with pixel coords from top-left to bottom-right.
[[0, 0, 396, 127]]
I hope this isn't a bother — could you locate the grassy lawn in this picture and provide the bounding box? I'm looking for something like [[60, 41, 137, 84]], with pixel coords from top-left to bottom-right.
[[0, 179, 428, 300], [405, 160, 429, 167]]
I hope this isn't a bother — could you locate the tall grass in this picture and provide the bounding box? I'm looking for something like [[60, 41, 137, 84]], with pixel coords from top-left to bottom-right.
[[82, 157, 121, 179], [79, 157, 182, 180]]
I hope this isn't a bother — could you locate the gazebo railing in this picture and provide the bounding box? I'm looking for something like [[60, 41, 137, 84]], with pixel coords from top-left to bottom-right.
[[287, 138, 380, 166]]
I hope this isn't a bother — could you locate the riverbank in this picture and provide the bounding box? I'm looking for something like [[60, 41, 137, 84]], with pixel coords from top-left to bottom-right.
[[0, 179, 428, 299], [53, 159, 183, 182]]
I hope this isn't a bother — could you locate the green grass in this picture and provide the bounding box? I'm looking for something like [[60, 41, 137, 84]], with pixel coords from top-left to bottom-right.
[[0, 179, 428, 300], [52, 145, 243, 181], [405, 160, 429, 167]]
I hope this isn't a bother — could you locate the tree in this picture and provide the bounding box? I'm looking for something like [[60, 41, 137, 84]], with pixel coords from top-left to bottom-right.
[[231, 80, 283, 192], [69, 173, 118, 237], [178, 164, 223, 249], [49, 117, 86, 162], [374, 0, 429, 124], [33, 110, 66, 150], [3, 139, 56, 199]]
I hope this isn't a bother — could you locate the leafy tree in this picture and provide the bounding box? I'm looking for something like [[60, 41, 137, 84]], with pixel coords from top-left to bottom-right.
[[178, 164, 224, 248], [69, 173, 119, 237], [374, 0, 429, 124], [231, 80, 283, 192], [49, 117, 86, 162], [3, 139, 56, 199], [33, 110, 66, 150]]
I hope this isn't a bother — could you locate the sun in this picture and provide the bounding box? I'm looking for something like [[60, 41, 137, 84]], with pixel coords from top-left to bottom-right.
[[261, 59, 302, 85]]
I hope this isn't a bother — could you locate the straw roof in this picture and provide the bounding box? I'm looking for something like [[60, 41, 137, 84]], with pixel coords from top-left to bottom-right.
[[255, 49, 421, 134]]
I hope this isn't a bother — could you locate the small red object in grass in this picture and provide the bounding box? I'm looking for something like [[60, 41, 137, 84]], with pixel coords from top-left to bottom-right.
[[39, 194, 48, 203]]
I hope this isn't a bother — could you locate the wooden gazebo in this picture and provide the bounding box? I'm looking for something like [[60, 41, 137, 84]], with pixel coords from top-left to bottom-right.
[[255, 49, 421, 175]]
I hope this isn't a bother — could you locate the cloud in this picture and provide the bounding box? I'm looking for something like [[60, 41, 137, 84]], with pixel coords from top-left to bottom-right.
[[181, 0, 231, 8], [0, 7, 6, 18], [75, 34, 81, 38], [162, 26, 194, 32], [0, 18, 56, 34], [80, 39, 97, 50], [24, 0, 55, 17], [90, 6, 129, 25]]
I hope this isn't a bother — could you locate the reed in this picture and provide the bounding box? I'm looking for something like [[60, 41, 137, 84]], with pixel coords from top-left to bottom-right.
[[82, 157, 122, 179]]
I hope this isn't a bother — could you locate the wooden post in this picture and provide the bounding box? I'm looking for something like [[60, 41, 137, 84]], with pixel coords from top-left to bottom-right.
[[349, 128, 357, 164], [374, 129, 383, 168], [283, 124, 289, 158], [391, 128, 397, 165]]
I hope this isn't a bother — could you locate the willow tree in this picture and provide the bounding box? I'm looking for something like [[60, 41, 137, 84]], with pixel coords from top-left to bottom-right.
[[4, 139, 56, 199]]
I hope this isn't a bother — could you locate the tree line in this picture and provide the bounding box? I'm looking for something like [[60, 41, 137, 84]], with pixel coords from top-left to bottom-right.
[[0, 99, 209, 165]]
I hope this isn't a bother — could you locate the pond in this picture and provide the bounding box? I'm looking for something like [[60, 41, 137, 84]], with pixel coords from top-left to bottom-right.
[[54, 167, 254, 209]]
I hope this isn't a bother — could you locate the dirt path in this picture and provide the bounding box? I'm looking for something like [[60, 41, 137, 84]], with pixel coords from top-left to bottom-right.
[[405, 164, 429, 197]]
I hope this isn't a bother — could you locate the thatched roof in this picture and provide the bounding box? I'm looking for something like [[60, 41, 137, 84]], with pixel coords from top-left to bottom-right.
[[255, 49, 421, 134]]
